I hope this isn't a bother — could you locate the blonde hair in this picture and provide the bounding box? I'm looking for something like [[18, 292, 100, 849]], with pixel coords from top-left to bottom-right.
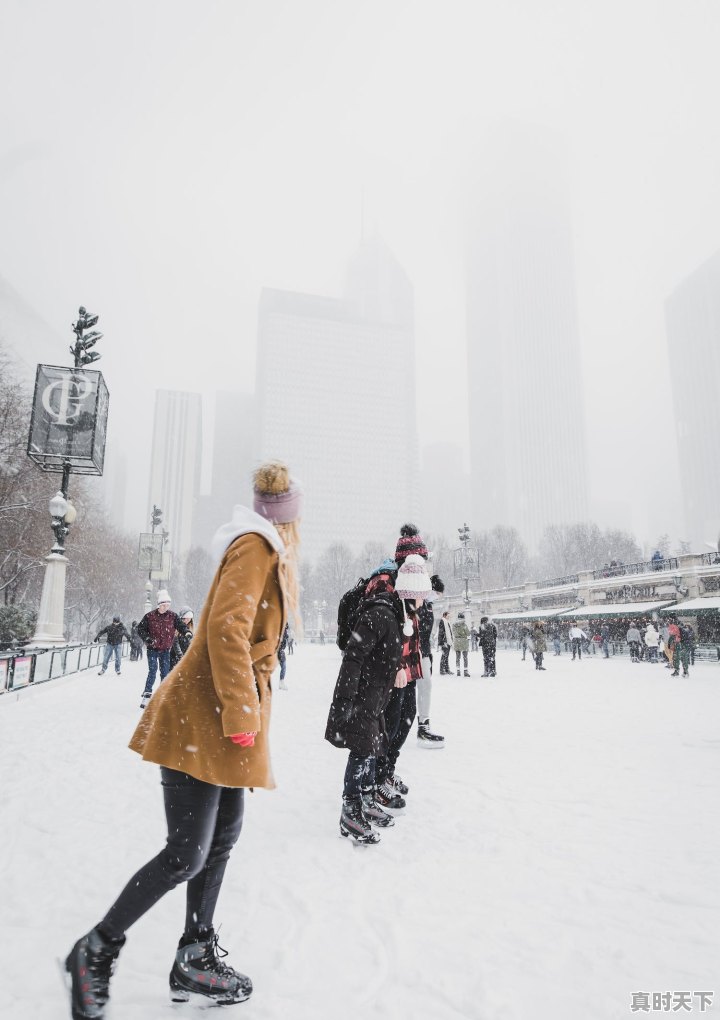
[[275, 519, 302, 638]]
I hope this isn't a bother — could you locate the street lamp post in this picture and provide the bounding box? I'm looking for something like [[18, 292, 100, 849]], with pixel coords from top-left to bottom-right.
[[458, 522, 471, 608], [31, 490, 78, 645], [29, 307, 108, 647]]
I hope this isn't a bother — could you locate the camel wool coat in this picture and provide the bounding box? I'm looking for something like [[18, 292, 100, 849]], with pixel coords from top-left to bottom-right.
[[129, 531, 286, 789]]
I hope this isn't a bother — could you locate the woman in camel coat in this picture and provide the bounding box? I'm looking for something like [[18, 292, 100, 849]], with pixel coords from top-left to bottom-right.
[[65, 462, 302, 1018]]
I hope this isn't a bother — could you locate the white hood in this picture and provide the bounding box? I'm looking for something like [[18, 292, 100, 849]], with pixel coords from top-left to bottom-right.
[[210, 504, 285, 567]]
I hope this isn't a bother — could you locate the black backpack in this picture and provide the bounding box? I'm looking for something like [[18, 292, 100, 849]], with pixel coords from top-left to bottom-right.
[[336, 577, 368, 650]]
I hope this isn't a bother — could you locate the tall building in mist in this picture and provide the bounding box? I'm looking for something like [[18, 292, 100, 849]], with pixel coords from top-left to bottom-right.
[[255, 237, 419, 562], [147, 390, 202, 565], [665, 251, 720, 548], [420, 442, 470, 538], [466, 125, 588, 549], [192, 391, 255, 550]]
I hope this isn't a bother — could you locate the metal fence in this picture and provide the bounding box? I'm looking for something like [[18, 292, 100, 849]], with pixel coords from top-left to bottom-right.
[[0, 640, 131, 694], [592, 558, 679, 581]]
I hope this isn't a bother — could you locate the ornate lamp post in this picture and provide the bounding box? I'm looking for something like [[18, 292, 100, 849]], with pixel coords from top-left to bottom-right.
[[138, 506, 164, 614], [28, 307, 109, 646]]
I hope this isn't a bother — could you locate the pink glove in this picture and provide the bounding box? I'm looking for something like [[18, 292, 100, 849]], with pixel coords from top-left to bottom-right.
[[231, 732, 257, 747]]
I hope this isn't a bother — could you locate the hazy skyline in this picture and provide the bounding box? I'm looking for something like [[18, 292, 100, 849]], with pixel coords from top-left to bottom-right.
[[2, 0, 720, 549]]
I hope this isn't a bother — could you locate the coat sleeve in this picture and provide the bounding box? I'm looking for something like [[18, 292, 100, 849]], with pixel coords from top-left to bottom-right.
[[206, 536, 273, 736], [137, 616, 149, 643], [95, 625, 108, 641]]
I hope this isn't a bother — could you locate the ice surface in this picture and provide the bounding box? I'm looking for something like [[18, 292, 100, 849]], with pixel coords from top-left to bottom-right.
[[1, 645, 718, 1019]]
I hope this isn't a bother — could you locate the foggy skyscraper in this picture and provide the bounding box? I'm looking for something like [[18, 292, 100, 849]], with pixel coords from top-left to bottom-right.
[[665, 250, 720, 548], [466, 126, 588, 549], [255, 237, 418, 562], [147, 390, 203, 564]]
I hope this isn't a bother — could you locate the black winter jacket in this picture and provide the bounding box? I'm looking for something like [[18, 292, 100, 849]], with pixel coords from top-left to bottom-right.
[[479, 622, 498, 648], [324, 591, 403, 757], [96, 621, 131, 645]]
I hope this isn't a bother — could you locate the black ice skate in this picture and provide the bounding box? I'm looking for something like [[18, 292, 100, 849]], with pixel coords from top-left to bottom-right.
[[361, 790, 395, 828], [65, 926, 125, 1020], [417, 720, 445, 748], [139, 692, 151, 710], [339, 796, 381, 845], [389, 773, 409, 795], [169, 929, 252, 1005], [375, 780, 407, 812]]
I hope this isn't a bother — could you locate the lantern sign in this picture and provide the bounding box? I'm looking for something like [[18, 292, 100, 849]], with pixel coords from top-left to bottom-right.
[[138, 533, 164, 572], [27, 364, 110, 475]]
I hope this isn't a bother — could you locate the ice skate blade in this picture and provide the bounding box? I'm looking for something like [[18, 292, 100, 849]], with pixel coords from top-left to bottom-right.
[[339, 823, 380, 846], [417, 738, 445, 749], [170, 985, 252, 1006]]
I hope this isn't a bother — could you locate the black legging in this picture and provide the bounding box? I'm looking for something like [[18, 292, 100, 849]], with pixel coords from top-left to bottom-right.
[[482, 645, 496, 674], [376, 683, 417, 786], [99, 768, 244, 942]]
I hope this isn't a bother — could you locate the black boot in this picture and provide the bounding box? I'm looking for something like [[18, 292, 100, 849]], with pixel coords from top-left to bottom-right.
[[417, 720, 445, 748], [375, 780, 407, 812], [339, 796, 381, 844], [65, 927, 125, 1020], [361, 789, 395, 828], [169, 929, 252, 1005], [389, 772, 409, 795]]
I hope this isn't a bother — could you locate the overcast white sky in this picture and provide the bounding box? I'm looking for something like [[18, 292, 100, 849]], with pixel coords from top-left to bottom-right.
[[2, 0, 719, 545]]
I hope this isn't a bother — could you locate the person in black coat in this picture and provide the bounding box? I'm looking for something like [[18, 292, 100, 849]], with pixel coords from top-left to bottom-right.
[[325, 570, 404, 845], [479, 616, 498, 677], [95, 617, 132, 675]]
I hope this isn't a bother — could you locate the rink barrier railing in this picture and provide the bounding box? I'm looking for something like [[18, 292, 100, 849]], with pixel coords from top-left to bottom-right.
[[0, 639, 132, 694]]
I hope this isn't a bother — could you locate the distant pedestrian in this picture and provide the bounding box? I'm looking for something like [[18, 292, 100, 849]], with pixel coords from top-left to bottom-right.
[[452, 612, 470, 676], [136, 591, 192, 709], [437, 611, 453, 675], [673, 622, 694, 677], [600, 623, 611, 658], [478, 616, 498, 677], [532, 622, 547, 670], [95, 616, 131, 676], [568, 625, 587, 660], [644, 622, 660, 662], [129, 621, 144, 661], [520, 624, 532, 661], [626, 621, 642, 662]]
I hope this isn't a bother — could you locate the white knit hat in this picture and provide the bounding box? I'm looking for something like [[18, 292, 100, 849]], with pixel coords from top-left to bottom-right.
[[395, 554, 432, 600], [156, 589, 171, 605]]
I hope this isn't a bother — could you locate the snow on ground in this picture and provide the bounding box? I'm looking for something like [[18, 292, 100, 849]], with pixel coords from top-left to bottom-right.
[[1, 645, 719, 1020]]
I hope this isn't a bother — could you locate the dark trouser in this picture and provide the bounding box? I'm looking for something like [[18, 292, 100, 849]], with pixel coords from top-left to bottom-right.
[[535, 652, 544, 669], [675, 646, 690, 673], [440, 645, 451, 674], [601, 640, 610, 658], [99, 768, 244, 941], [629, 641, 641, 661], [343, 753, 376, 798], [278, 649, 286, 680], [455, 650, 468, 672], [571, 639, 582, 660], [144, 648, 171, 695], [376, 683, 417, 786], [481, 646, 496, 674], [101, 643, 122, 672]]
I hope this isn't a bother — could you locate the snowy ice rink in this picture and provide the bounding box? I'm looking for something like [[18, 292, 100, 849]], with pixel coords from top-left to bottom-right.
[[1, 644, 718, 1020]]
